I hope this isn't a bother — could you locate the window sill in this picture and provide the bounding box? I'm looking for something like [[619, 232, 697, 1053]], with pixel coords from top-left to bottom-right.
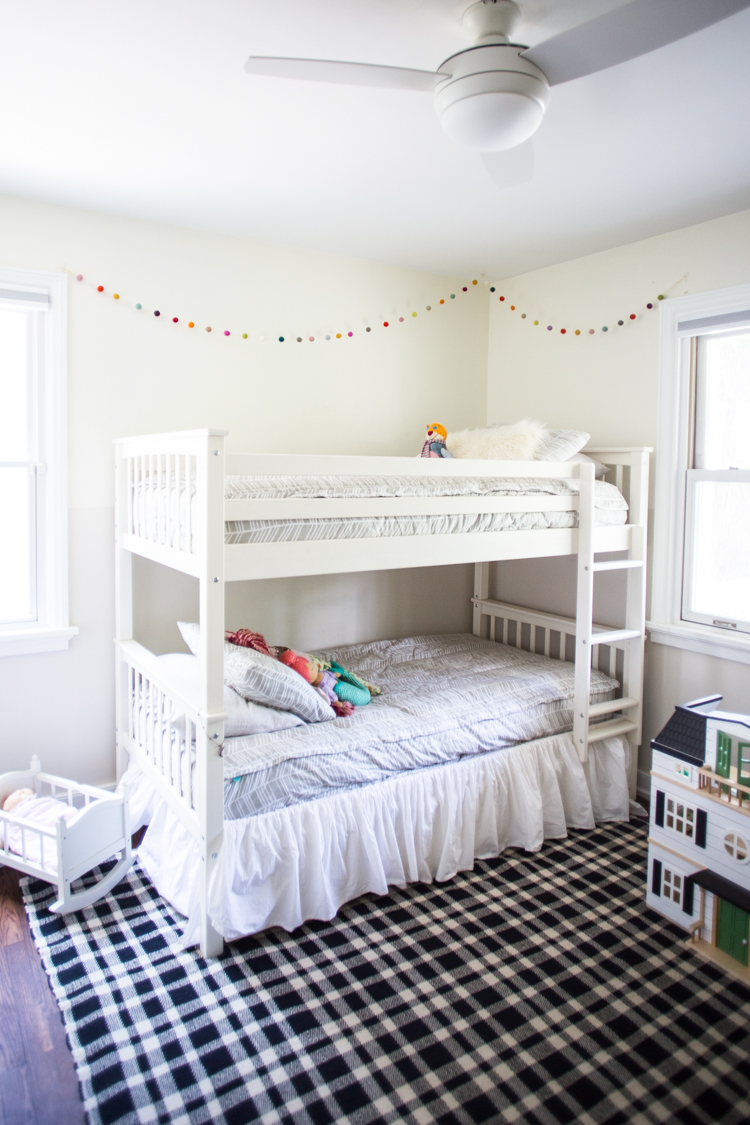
[[647, 620, 750, 667], [0, 625, 79, 657]]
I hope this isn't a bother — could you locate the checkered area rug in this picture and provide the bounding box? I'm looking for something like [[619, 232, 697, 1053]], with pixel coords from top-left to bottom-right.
[[22, 821, 750, 1125]]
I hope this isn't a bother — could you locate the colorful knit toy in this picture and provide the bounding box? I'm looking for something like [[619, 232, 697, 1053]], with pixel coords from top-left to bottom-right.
[[277, 648, 380, 715], [420, 423, 454, 458], [225, 628, 273, 657]]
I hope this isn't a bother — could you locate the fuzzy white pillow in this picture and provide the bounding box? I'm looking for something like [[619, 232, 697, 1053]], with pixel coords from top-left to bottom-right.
[[446, 418, 544, 460]]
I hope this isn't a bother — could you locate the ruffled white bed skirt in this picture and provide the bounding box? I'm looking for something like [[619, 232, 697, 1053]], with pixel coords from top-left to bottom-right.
[[128, 732, 631, 946]]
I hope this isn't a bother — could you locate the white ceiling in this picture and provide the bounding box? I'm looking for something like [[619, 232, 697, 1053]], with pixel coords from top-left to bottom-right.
[[2, 0, 750, 278]]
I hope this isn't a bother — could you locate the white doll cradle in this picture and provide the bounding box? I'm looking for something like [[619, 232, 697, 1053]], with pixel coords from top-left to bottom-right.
[[0, 756, 133, 913]]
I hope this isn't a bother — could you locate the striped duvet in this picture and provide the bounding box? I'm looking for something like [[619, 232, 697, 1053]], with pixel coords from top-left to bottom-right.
[[223, 633, 619, 820]]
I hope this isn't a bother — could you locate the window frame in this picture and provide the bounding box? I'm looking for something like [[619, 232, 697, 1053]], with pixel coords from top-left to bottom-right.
[[650, 283, 750, 666], [0, 266, 77, 656]]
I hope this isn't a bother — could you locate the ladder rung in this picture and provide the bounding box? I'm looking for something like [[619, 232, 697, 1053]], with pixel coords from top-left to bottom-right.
[[592, 560, 643, 572], [590, 628, 642, 646], [588, 696, 640, 718], [587, 718, 639, 743]]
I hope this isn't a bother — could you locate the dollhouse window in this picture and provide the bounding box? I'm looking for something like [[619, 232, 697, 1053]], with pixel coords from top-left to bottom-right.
[[662, 868, 682, 904], [723, 833, 749, 862], [665, 798, 695, 839]]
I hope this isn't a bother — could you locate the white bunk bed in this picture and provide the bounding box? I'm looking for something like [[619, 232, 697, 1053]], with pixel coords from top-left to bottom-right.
[[114, 430, 651, 957]]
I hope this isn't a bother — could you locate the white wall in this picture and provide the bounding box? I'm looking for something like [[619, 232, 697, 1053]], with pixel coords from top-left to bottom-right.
[[486, 208, 750, 784], [0, 194, 489, 785]]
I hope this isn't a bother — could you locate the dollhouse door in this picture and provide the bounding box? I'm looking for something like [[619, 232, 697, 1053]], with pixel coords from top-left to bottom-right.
[[716, 898, 750, 966]]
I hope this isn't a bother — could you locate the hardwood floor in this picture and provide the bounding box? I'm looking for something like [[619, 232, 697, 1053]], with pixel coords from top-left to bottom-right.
[[0, 866, 85, 1125]]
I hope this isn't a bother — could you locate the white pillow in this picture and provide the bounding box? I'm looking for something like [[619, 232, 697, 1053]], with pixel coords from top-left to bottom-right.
[[568, 452, 608, 480], [157, 654, 305, 737], [533, 428, 590, 462], [446, 418, 544, 460], [223, 643, 335, 723], [177, 621, 200, 655]]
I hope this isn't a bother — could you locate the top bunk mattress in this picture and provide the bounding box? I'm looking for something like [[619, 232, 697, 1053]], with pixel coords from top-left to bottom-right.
[[134, 474, 629, 548]]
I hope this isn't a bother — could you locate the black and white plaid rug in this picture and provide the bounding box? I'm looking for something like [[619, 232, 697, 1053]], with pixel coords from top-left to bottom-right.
[[23, 821, 750, 1125]]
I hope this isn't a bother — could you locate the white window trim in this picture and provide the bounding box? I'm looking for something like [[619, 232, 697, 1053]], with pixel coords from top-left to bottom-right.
[[0, 266, 77, 657], [649, 282, 750, 667]]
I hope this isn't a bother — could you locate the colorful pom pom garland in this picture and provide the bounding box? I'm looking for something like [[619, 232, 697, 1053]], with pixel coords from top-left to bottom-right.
[[492, 275, 686, 338], [63, 269, 685, 346]]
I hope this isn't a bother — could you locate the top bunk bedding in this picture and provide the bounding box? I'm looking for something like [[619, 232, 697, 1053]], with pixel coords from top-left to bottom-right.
[[135, 473, 629, 548]]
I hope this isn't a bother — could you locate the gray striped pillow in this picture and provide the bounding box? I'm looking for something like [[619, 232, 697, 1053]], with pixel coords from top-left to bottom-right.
[[223, 643, 335, 724]]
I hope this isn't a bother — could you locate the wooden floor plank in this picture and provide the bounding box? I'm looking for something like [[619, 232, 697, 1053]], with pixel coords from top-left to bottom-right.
[[0, 867, 85, 1125]]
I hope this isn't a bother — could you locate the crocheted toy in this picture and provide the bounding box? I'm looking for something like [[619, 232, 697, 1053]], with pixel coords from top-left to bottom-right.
[[225, 628, 273, 657], [277, 649, 356, 716], [420, 423, 454, 458], [277, 649, 380, 715], [329, 662, 372, 707]]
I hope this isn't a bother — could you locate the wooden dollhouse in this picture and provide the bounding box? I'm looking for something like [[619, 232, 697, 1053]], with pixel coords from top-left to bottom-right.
[[646, 696, 750, 979]]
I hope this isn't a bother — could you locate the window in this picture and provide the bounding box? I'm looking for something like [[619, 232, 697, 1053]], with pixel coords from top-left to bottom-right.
[[651, 284, 750, 665], [665, 796, 695, 839], [723, 833, 749, 863], [716, 732, 732, 779], [662, 868, 682, 905], [0, 268, 76, 656]]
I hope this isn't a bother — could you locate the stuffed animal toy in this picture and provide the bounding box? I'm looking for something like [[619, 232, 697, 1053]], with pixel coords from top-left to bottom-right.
[[276, 648, 377, 715], [3, 788, 34, 813], [420, 423, 454, 458], [225, 628, 273, 657], [276, 649, 355, 716]]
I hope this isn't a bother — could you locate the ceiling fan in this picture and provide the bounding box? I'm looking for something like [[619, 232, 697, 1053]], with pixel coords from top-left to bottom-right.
[[245, 0, 750, 188]]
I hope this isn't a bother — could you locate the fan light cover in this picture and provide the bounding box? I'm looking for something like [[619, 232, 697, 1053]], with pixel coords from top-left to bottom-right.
[[439, 89, 542, 151]]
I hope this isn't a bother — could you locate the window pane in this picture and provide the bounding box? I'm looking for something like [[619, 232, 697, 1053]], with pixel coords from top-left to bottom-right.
[[0, 309, 30, 462], [686, 480, 750, 623], [0, 467, 36, 622], [695, 331, 750, 469]]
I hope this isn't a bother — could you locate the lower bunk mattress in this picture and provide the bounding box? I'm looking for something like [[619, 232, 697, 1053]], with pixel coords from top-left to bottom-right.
[[222, 633, 621, 818], [124, 634, 634, 943]]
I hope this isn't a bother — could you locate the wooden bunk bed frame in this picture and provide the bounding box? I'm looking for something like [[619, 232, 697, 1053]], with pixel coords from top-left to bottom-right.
[[114, 429, 651, 957]]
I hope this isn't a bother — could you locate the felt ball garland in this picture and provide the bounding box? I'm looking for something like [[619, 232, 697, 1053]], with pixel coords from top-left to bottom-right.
[[63, 268, 686, 346], [493, 274, 686, 337]]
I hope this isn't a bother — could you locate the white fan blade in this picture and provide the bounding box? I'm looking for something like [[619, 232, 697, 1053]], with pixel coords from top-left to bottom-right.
[[244, 56, 440, 92], [522, 0, 750, 86], [481, 141, 534, 190]]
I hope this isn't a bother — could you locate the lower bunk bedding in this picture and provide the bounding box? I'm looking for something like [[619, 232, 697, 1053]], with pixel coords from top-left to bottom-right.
[[125, 634, 633, 944]]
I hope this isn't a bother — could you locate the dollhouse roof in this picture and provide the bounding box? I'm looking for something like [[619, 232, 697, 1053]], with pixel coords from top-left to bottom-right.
[[689, 869, 750, 915], [651, 705, 710, 765]]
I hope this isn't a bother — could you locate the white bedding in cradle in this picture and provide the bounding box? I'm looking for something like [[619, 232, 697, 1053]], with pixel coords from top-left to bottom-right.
[[0, 796, 78, 872], [131, 732, 632, 943], [133, 474, 628, 550]]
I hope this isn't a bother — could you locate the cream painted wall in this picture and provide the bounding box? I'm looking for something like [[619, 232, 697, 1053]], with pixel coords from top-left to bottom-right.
[[0, 194, 488, 785], [486, 208, 750, 786]]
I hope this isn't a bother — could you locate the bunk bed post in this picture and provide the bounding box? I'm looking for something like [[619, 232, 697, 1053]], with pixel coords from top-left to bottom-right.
[[114, 441, 133, 782], [573, 462, 596, 762], [622, 450, 649, 797], [473, 562, 490, 637], [196, 431, 227, 959]]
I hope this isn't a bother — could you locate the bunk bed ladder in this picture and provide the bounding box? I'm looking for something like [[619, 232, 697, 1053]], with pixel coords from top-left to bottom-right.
[[574, 455, 648, 779]]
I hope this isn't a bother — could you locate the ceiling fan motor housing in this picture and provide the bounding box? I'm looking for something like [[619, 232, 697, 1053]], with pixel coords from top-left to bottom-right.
[[435, 44, 549, 151]]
